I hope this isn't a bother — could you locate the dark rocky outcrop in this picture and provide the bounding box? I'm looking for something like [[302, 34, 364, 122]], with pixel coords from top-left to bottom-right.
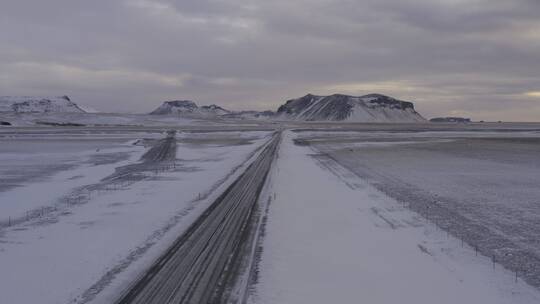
[[276, 93, 425, 122]]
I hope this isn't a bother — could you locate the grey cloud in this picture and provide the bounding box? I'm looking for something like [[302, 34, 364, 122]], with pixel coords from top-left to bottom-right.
[[0, 0, 539, 120]]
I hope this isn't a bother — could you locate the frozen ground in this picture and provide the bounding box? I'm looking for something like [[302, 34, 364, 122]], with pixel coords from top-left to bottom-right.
[[3, 121, 540, 304], [0, 111, 278, 128], [250, 130, 540, 303], [290, 128, 540, 288], [0, 128, 272, 304]]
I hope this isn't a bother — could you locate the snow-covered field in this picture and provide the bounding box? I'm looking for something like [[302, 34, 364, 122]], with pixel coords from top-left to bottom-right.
[[0, 110, 276, 128], [2, 121, 540, 304], [249, 130, 540, 303], [296, 129, 540, 288], [0, 128, 272, 304], [0, 111, 199, 127]]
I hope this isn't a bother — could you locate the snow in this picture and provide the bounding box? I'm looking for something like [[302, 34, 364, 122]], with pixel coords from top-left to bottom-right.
[[150, 100, 231, 116], [0, 96, 86, 113], [0, 112, 202, 127], [348, 104, 426, 122], [249, 131, 540, 304], [0, 130, 272, 304], [296, 96, 322, 118], [77, 104, 100, 113], [307, 129, 540, 287], [0, 146, 142, 220], [2, 124, 540, 304], [276, 94, 425, 122]]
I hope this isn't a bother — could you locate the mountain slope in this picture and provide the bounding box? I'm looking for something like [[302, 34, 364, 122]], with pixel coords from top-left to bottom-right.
[[0, 96, 86, 113], [276, 93, 425, 122], [199, 104, 230, 116], [150, 100, 230, 116]]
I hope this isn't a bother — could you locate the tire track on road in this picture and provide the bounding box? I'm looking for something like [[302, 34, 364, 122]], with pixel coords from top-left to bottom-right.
[[115, 132, 280, 304]]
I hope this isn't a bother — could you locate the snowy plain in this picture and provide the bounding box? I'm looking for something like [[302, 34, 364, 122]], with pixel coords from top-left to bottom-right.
[[2, 121, 540, 304], [299, 129, 540, 288], [0, 128, 272, 304], [249, 130, 540, 304]]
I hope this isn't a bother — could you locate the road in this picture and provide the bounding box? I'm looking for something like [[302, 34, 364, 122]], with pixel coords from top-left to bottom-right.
[[103, 131, 177, 183], [115, 131, 280, 304]]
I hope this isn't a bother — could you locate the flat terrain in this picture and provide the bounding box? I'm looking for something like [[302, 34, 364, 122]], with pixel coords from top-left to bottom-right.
[[251, 130, 540, 304], [295, 128, 540, 288], [116, 132, 279, 304], [0, 125, 273, 304], [1, 122, 540, 303]]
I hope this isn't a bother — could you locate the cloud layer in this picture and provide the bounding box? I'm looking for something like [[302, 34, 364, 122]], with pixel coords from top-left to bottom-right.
[[1, 0, 539, 120]]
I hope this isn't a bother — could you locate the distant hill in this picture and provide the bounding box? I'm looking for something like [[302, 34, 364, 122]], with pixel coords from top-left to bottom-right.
[[150, 100, 230, 116], [275, 93, 425, 122], [0, 96, 86, 113], [430, 117, 471, 123], [222, 110, 275, 120]]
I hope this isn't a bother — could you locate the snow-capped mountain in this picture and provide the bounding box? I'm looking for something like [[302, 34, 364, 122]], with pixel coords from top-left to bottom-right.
[[150, 100, 197, 115], [199, 104, 230, 116], [0, 96, 86, 113], [150, 100, 231, 116], [276, 93, 426, 122]]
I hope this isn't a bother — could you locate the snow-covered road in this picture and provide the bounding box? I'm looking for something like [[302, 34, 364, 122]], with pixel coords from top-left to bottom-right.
[[115, 132, 279, 304], [250, 131, 540, 304], [0, 130, 272, 304]]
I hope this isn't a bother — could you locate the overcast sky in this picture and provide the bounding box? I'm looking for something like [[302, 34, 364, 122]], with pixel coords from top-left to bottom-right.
[[1, 0, 539, 120]]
